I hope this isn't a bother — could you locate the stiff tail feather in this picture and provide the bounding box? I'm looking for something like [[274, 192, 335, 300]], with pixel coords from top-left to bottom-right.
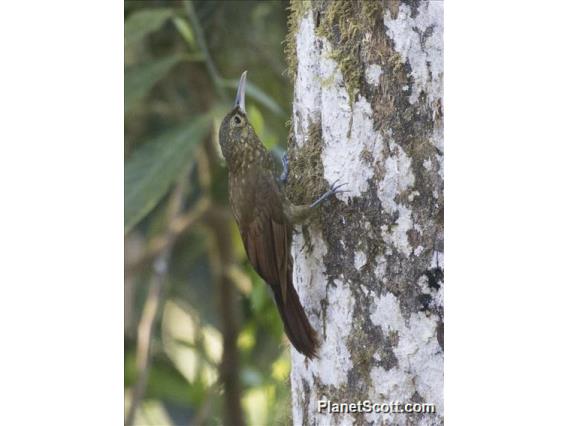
[[273, 279, 320, 359]]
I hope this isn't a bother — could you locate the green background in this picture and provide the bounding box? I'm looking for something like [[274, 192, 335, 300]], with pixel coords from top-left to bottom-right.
[[125, 1, 295, 424]]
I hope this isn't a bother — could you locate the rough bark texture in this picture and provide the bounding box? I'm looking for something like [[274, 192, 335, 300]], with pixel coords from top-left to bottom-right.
[[285, 1, 443, 425]]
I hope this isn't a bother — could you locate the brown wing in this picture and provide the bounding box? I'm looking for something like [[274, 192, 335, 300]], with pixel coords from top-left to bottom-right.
[[240, 172, 290, 303], [232, 169, 319, 357]]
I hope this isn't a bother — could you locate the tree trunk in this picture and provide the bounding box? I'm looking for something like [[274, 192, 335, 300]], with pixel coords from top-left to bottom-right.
[[285, 1, 443, 425]]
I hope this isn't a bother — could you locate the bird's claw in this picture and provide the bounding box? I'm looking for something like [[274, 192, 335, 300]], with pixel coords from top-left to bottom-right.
[[329, 179, 349, 195], [309, 179, 349, 208]]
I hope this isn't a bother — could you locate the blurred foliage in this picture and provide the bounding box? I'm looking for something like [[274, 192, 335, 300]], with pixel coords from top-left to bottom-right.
[[124, 1, 293, 425]]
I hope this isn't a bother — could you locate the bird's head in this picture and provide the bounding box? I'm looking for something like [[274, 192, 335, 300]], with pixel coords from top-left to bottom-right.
[[219, 71, 257, 164]]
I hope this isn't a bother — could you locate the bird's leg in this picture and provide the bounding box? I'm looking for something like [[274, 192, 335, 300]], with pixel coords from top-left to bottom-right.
[[279, 153, 289, 185], [284, 179, 348, 224]]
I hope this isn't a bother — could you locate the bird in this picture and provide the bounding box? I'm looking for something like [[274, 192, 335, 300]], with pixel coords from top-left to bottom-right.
[[218, 71, 346, 359]]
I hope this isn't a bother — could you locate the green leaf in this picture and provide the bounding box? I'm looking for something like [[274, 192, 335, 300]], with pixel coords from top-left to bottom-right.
[[125, 55, 182, 113], [124, 115, 210, 233], [125, 8, 173, 48], [173, 16, 196, 50]]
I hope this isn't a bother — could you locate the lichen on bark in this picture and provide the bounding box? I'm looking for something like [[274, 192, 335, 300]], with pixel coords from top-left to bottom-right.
[[286, 1, 444, 425]]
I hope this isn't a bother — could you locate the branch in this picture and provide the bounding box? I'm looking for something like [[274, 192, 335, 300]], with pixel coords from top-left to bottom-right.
[[183, 0, 228, 102], [125, 197, 211, 275]]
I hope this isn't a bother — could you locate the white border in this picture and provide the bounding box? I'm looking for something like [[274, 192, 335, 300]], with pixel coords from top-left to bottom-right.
[[0, 1, 123, 424], [446, 1, 568, 424]]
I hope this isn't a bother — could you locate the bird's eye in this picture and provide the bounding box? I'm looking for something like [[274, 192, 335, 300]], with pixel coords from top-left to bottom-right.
[[233, 115, 242, 125]]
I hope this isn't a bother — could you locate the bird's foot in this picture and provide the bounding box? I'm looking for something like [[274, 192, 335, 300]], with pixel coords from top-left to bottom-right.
[[309, 179, 349, 209]]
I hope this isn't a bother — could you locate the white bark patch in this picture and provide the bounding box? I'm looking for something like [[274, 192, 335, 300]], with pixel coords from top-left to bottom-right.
[[336, 414, 356, 426], [290, 275, 355, 386], [291, 276, 356, 424], [365, 366, 415, 425], [294, 17, 387, 201], [431, 250, 444, 269], [381, 205, 413, 257], [290, 228, 328, 425], [296, 34, 386, 201], [291, 228, 329, 312], [354, 250, 367, 270], [317, 278, 355, 387], [369, 292, 443, 424], [385, 1, 443, 107], [377, 142, 416, 256], [433, 120, 443, 154], [374, 255, 387, 280], [291, 229, 355, 424], [322, 93, 384, 201], [365, 64, 383, 86], [436, 151, 444, 179], [293, 13, 322, 147], [378, 142, 415, 214]]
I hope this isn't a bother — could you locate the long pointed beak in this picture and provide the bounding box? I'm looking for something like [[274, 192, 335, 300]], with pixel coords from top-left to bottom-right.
[[234, 71, 247, 113]]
